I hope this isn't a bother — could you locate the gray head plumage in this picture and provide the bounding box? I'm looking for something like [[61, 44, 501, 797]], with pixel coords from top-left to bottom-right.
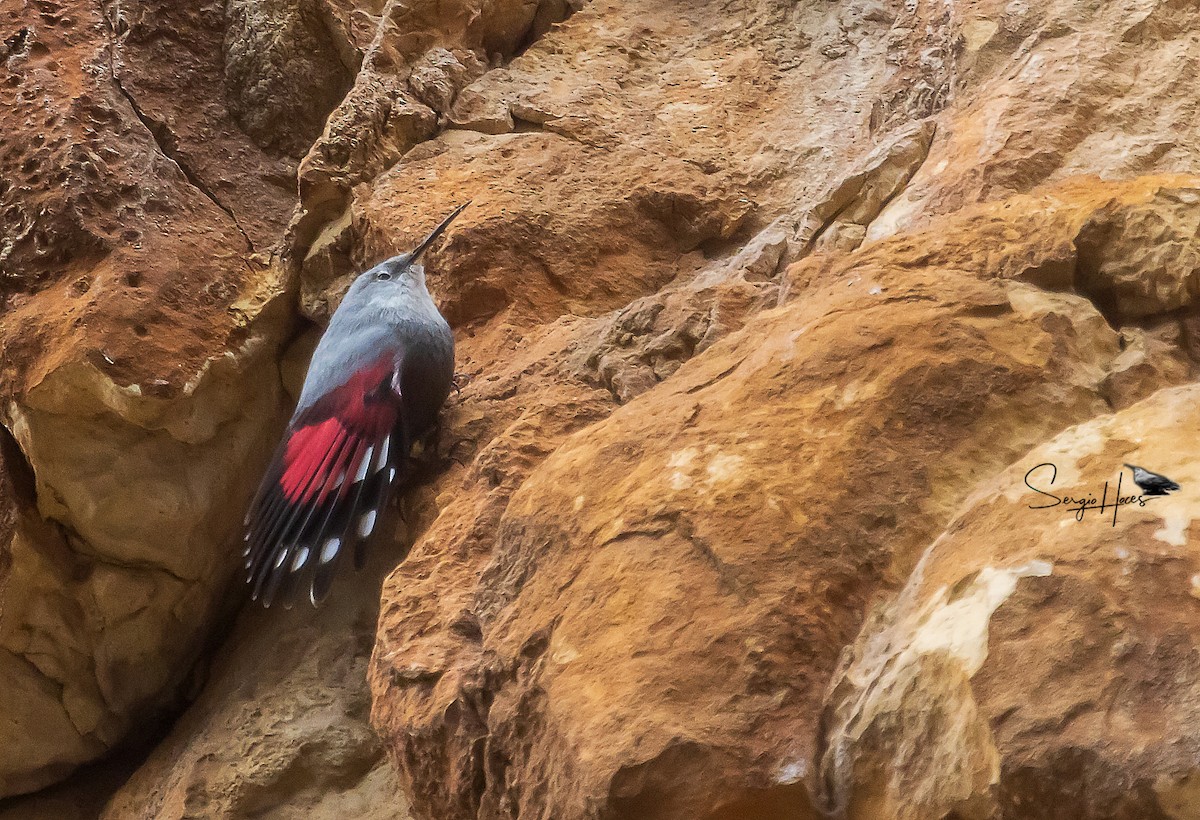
[[344, 202, 470, 301]]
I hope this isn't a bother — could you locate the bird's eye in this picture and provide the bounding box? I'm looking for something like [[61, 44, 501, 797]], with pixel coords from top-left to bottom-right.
[[377, 271, 392, 281]]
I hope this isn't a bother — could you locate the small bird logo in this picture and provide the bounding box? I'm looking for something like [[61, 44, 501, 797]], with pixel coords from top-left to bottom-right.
[[1123, 463, 1181, 496]]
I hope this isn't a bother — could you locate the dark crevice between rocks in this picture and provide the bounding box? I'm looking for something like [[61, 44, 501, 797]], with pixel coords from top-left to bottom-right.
[[1012, 244, 1125, 338], [1067, 240, 1200, 368], [0, 640, 172, 810], [113, 78, 256, 254], [0, 422, 36, 513], [1, 26, 30, 58], [56, 520, 196, 586], [1012, 221, 1198, 368], [509, 112, 589, 147], [0, 734, 161, 818], [1073, 280, 1123, 333], [1071, 213, 1166, 335], [802, 120, 936, 260], [98, 0, 255, 254], [607, 740, 729, 820], [692, 225, 760, 262], [509, 0, 587, 61], [1179, 310, 1200, 365], [700, 780, 814, 820], [313, 3, 363, 79], [0, 424, 28, 620]]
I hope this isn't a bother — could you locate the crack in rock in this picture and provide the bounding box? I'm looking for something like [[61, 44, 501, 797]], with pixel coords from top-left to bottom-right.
[[99, 0, 255, 254]]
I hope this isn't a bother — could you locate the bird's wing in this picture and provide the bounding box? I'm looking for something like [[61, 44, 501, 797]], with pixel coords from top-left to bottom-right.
[[244, 356, 407, 607], [1148, 474, 1181, 493]]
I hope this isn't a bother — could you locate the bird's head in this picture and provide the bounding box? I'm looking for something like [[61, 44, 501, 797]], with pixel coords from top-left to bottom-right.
[[347, 202, 469, 301]]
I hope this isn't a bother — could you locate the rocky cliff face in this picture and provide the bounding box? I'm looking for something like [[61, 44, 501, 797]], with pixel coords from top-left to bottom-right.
[[0, 0, 1198, 818]]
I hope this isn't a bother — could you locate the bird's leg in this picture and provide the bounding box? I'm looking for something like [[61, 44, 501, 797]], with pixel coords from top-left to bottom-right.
[[442, 444, 470, 470], [403, 422, 447, 478], [423, 419, 443, 455], [393, 463, 417, 526], [417, 419, 471, 471]]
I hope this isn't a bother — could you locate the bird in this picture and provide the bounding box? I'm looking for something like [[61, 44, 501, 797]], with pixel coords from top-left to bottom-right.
[[243, 204, 465, 607], [1124, 463, 1181, 497]]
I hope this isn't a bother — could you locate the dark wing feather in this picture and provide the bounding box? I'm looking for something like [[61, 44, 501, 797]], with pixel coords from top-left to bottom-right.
[[310, 434, 403, 604], [1144, 475, 1181, 495]]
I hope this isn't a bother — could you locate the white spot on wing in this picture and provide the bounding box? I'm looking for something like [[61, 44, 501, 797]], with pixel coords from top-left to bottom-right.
[[355, 448, 373, 483], [290, 546, 310, 572], [358, 510, 377, 538], [376, 436, 390, 472], [273, 549, 288, 569], [320, 537, 340, 564]]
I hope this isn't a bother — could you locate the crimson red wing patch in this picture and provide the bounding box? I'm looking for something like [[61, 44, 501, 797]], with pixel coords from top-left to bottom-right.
[[244, 359, 406, 607]]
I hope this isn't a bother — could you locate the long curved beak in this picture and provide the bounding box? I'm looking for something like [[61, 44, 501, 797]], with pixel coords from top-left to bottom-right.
[[408, 202, 470, 264]]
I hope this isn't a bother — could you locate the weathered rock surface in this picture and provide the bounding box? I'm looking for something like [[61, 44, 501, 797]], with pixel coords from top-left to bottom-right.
[[292, 0, 581, 259], [369, 175, 1198, 819], [0, 0, 295, 798], [98, 551, 411, 820], [820, 383, 1200, 820], [1, 0, 1199, 816]]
